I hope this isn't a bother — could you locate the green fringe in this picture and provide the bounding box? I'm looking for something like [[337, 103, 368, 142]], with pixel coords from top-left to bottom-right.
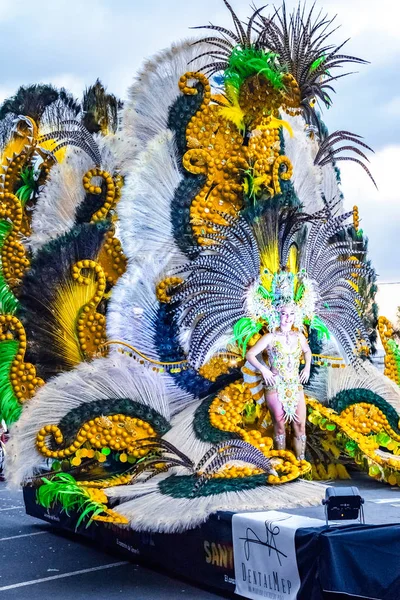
[[309, 315, 330, 340], [0, 220, 19, 315], [36, 473, 107, 529], [0, 339, 21, 425]]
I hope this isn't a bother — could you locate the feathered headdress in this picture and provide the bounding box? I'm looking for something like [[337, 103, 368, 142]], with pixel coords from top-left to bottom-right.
[[173, 205, 374, 368]]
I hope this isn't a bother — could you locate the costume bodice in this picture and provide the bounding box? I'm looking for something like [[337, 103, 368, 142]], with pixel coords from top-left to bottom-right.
[[265, 334, 302, 383]]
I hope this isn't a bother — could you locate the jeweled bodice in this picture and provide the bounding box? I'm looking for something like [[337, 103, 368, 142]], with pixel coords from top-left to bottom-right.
[[265, 335, 302, 383]]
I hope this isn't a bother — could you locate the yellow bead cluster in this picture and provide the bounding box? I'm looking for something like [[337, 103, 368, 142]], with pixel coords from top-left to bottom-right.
[[36, 414, 157, 460], [378, 316, 399, 384], [249, 126, 280, 166], [209, 382, 253, 434], [1, 314, 44, 402], [85, 486, 108, 504], [2, 151, 30, 195], [98, 226, 127, 286], [78, 483, 129, 525], [156, 276, 183, 303], [307, 398, 400, 483], [79, 472, 133, 489], [83, 168, 116, 222], [340, 402, 390, 437], [0, 117, 42, 236], [178, 71, 211, 98], [238, 76, 281, 127], [353, 205, 359, 232], [199, 354, 243, 382], [72, 260, 107, 358], [91, 507, 129, 524], [281, 74, 302, 115], [0, 193, 30, 287]]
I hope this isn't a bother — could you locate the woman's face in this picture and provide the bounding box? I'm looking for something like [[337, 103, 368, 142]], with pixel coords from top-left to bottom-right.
[[279, 305, 295, 328]]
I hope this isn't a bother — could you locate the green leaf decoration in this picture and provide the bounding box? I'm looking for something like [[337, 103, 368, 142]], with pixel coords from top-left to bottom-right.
[[233, 317, 263, 356], [0, 339, 21, 425], [36, 473, 108, 529], [376, 432, 391, 447], [345, 440, 357, 457], [309, 315, 330, 340], [294, 283, 305, 302], [15, 167, 36, 206], [387, 339, 400, 384], [224, 47, 286, 92], [309, 56, 326, 73], [257, 285, 273, 300]]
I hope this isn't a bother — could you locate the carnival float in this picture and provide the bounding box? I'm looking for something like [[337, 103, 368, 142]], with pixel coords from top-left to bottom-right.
[[1, 1, 400, 540]]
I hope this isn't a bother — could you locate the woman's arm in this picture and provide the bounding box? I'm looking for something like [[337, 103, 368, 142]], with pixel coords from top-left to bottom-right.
[[245, 333, 276, 386], [299, 333, 312, 384]]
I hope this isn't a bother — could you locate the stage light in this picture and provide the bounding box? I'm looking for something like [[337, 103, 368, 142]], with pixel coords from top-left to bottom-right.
[[322, 486, 365, 525]]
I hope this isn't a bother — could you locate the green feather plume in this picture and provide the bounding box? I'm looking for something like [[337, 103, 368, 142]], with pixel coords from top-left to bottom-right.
[[36, 473, 108, 529], [0, 339, 20, 425], [15, 167, 36, 206], [233, 317, 263, 356], [224, 47, 286, 92], [309, 315, 330, 340]]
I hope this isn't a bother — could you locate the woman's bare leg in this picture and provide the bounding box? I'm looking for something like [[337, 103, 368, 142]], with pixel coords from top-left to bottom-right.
[[266, 390, 286, 449], [292, 391, 307, 459]]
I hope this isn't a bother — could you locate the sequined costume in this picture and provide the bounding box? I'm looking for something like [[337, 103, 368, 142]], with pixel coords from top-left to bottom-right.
[[242, 334, 303, 422]]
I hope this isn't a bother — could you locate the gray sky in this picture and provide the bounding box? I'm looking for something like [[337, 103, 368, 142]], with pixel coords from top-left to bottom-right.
[[1, 0, 399, 287]]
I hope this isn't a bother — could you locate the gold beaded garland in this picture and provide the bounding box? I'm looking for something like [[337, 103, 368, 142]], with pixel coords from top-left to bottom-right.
[[0, 315, 44, 402], [178, 71, 295, 245], [35, 413, 157, 459], [71, 260, 108, 359]]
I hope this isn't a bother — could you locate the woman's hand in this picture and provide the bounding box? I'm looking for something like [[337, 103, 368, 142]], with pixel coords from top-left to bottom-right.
[[261, 368, 276, 387], [299, 366, 310, 384]]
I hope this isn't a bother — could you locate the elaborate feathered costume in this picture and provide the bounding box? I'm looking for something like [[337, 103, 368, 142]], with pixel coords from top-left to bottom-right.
[[3, 1, 400, 531]]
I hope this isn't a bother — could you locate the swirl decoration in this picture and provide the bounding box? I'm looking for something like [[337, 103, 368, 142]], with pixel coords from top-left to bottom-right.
[[0, 193, 30, 289], [35, 414, 157, 459], [0, 314, 44, 402], [178, 71, 294, 244], [71, 260, 107, 359], [82, 169, 127, 285]]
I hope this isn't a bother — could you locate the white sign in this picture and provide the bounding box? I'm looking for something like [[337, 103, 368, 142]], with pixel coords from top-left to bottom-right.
[[232, 510, 324, 600]]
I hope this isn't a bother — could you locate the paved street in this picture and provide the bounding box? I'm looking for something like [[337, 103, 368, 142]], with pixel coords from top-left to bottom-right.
[[0, 482, 224, 600]]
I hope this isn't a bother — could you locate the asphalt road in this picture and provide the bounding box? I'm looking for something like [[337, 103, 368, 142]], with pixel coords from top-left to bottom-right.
[[0, 482, 224, 600]]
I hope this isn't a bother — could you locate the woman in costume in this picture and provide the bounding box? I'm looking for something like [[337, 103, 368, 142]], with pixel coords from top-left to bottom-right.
[[245, 299, 312, 460]]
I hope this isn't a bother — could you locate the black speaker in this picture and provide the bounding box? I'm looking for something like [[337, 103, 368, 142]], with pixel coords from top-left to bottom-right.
[[322, 486, 365, 524]]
